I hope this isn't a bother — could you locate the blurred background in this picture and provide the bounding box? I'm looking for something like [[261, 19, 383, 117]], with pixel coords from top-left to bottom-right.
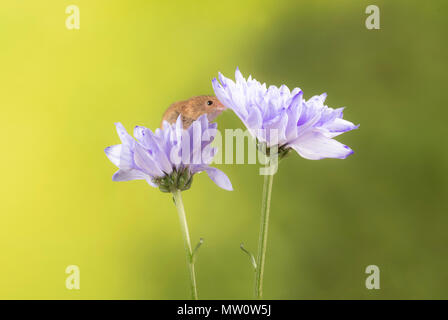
[[0, 0, 447, 299]]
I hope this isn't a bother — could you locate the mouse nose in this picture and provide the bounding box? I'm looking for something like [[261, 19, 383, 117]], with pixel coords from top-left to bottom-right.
[[215, 100, 226, 111]]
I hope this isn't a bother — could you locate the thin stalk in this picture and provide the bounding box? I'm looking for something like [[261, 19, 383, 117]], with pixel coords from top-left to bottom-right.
[[254, 171, 274, 299], [172, 189, 198, 300]]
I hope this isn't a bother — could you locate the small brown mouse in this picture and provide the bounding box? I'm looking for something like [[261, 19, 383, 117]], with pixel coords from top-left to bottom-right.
[[161, 95, 226, 128]]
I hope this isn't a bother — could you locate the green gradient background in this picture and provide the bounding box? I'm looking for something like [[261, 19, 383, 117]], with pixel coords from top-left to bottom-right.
[[1, 0, 447, 299]]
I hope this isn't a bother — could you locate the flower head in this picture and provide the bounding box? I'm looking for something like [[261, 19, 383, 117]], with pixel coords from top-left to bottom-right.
[[212, 68, 358, 160], [105, 115, 232, 191]]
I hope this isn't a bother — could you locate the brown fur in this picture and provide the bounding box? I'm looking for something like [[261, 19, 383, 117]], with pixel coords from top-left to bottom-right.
[[161, 96, 225, 128]]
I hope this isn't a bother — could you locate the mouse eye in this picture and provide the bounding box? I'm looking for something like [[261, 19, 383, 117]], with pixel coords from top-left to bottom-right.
[[207, 100, 213, 106]]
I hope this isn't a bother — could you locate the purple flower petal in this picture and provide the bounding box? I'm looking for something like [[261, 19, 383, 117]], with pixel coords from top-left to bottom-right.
[[205, 167, 233, 191], [112, 169, 148, 181], [134, 126, 173, 174], [246, 107, 263, 129], [324, 118, 359, 136], [115, 122, 134, 146], [104, 145, 121, 167], [113, 123, 134, 170], [290, 130, 354, 160], [133, 143, 164, 177]]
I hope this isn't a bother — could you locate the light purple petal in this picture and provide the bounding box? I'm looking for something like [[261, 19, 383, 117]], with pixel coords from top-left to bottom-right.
[[115, 122, 134, 146], [104, 145, 121, 167], [190, 116, 205, 165], [246, 107, 263, 129], [134, 126, 173, 174], [297, 109, 323, 136], [285, 93, 303, 141], [205, 167, 233, 191], [201, 146, 217, 164], [213, 76, 248, 119], [290, 130, 354, 160], [133, 143, 164, 177], [112, 169, 148, 182], [324, 118, 359, 136], [235, 67, 245, 85], [145, 177, 158, 187], [113, 123, 135, 170], [265, 112, 288, 146]]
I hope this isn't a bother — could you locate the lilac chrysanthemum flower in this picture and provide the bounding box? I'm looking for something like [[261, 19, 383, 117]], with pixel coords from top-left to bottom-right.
[[105, 114, 231, 299], [212, 68, 359, 160], [104, 114, 232, 192], [212, 68, 359, 299]]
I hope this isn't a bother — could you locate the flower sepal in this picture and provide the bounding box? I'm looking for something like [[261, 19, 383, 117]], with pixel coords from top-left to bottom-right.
[[257, 141, 293, 162], [154, 167, 194, 193]]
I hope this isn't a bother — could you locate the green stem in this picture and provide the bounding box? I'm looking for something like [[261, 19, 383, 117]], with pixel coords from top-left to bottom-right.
[[172, 189, 198, 300], [255, 171, 275, 299]]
